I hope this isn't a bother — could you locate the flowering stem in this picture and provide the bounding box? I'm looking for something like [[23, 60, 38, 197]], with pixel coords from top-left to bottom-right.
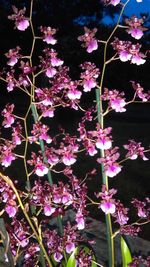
[[96, 89, 113, 266], [96, 1, 130, 265], [28, 0, 63, 238], [0, 172, 53, 267]]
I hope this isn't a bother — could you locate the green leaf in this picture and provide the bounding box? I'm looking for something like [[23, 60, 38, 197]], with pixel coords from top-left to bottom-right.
[[121, 236, 132, 267], [66, 244, 97, 267], [66, 247, 78, 267]]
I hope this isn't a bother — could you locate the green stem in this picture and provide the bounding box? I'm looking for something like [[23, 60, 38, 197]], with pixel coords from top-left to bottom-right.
[[29, 0, 63, 237], [96, 89, 113, 266], [96, 1, 130, 265]]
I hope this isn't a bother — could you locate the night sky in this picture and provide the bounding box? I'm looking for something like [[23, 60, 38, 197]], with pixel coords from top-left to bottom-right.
[[125, 0, 150, 16], [103, 0, 150, 24]]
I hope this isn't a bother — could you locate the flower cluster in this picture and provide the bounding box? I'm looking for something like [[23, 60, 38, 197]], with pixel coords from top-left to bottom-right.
[[131, 81, 150, 102], [125, 16, 146, 40], [78, 27, 98, 53], [102, 88, 127, 112], [29, 122, 52, 144], [0, 140, 16, 168], [111, 38, 146, 65], [112, 200, 129, 225], [2, 104, 15, 128], [8, 6, 29, 31], [78, 122, 112, 156], [132, 198, 150, 219], [96, 185, 117, 214], [124, 139, 148, 160], [80, 62, 100, 92], [97, 147, 121, 177], [129, 256, 150, 267], [39, 26, 57, 45], [0, 178, 18, 217], [5, 46, 21, 67]]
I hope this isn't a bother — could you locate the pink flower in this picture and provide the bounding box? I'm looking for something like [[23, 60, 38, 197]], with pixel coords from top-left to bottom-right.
[[96, 185, 117, 214], [110, 0, 121, 6], [131, 55, 146, 65], [51, 57, 64, 67], [110, 98, 126, 112], [43, 109, 54, 118], [8, 6, 29, 31], [80, 62, 100, 92], [119, 51, 132, 62], [106, 163, 121, 178], [83, 79, 96, 92], [5, 205, 17, 217], [43, 35, 57, 45], [100, 201, 116, 214], [62, 153, 76, 166], [53, 252, 63, 262], [45, 67, 57, 78], [102, 88, 127, 113], [66, 242, 75, 254], [35, 164, 49, 177], [124, 140, 148, 161], [1, 154, 15, 167], [131, 81, 149, 102], [76, 211, 85, 230], [47, 154, 59, 165], [96, 139, 112, 150], [3, 115, 15, 128], [2, 104, 15, 128], [87, 39, 98, 53], [113, 201, 129, 225], [125, 16, 146, 40], [16, 19, 29, 31], [39, 132, 52, 144], [7, 56, 18, 66], [130, 28, 143, 40], [102, 0, 121, 5], [87, 144, 97, 156], [40, 26, 57, 45], [44, 204, 56, 216], [78, 27, 98, 53], [67, 89, 82, 100]]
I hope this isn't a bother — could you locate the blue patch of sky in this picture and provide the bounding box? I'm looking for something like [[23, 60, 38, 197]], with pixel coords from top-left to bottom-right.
[[73, 0, 150, 26], [103, 0, 150, 25]]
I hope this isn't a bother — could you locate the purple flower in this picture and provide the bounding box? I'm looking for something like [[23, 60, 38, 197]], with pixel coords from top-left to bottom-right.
[[16, 19, 29, 31], [40, 26, 57, 45], [96, 138, 112, 150], [44, 204, 56, 216], [106, 163, 121, 178], [100, 201, 116, 214], [67, 89, 82, 100], [78, 27, 98, 53], [1, 154, 15, 167], [35, 163, 49, 177], [87, 39, 98, 53], [53, 252, 63, 262], [62, 152, 76, 166], [5, 205, 17, 217], [8, 6, 29, 31], [76, 211, 85, 230], [45, 67, 57, 78]]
